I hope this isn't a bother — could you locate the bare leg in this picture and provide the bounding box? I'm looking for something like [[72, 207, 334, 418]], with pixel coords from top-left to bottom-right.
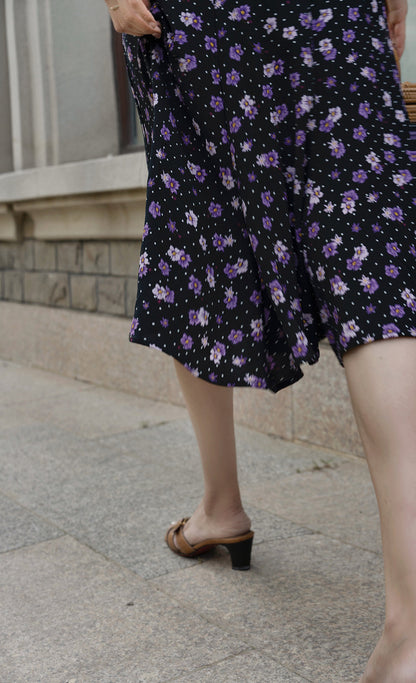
[[172, 358, 251, 545], [343, 337, 416, 682]]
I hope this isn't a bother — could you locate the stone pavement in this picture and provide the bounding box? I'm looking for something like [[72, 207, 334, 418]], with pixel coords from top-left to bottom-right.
[[0, 358, 384, 682]]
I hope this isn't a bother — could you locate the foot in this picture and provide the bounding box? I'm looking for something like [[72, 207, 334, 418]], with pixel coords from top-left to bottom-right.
[[360, 627, 416, 682], [172, 500, 251, 550]]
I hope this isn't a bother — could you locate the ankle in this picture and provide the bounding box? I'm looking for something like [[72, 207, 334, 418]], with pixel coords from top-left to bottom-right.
[[187, 499, 251, 536], [201, 496, 249, 523]]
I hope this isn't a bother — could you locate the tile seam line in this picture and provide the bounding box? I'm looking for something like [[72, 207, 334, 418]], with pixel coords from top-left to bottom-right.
[[165, 646, 314, 683]]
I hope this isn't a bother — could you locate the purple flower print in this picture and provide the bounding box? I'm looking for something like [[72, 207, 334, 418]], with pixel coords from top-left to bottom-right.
[[162, 174, 180, 193], [158, 259, 170, 276], [262, 216, 272, 231], [295, 130, 306, 146], [270, 280, 286, 305], [322, 241, 338, 258], [270, 103, 289, 125], [384, 133, 402, 148], [160, 125, 171, 140], [261, 190, 274, 207], [230, 44, 244, 60], [205, 36, 218, 52], [348, 8, 360, 20], [174, 30, 187, 45], [264, 150, 279, 167], [229, 116, 242, 133], [177, 250, 192, 268], [262, 84, 273, 99], [290, 72, 301, 88], [250, 290, 261, 306], [343, 29, 356, 42], [330, 275, 349, 295], [178, 54, 197, 72], [211, 69, 221, 84], [224, 287, 237, 309], [347, 257, 362, 270], [130, 317, 139, 336], [188, 309, 200, 326], [383, 206, 404, 222], [292, 332, 308, 358], [229, 4, 250, 21], [312, 17, 326, 32], [167, 219, 176, 233], [263, 59, 284, 77], [181, 333, 194, 349], [209, 204, 223, 219], [359, 102, 371, 118], [250, 318, 263, 340], [299, 12, 312, 28], [149, 201, 161, 218], [188, 275, 202, 294], [402, 289, 416, 309], [390, 304, 405, 318], [352, 169, 368, 183], [224, 263, 238, 279], [360, 276, 379, 293], [228, 329, 243, 344], [210, 341, 226, 366], [386, 242, 400, 257], [213, 232, 228, 250], [226, 69, 241, 86], [161, 318, 169, 328], [283, 26, 298, 40], [319, 119, 334, 133], [353, 126, 367, 141], [361, 67, 377, 83], [165, 287, 175, 303], [343, 189, 359, 202], [308, 222, 320, 238], [329, 139, 345, 158], [210, 96, 224, 112], [385, 264, 399, 278], [382, 323, 400, 338]]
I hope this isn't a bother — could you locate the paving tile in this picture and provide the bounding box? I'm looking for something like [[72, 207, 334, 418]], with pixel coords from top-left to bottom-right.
[[15, 384, 187, 439], [236, 424, 343, 482], [168, 650, 309, 682], [0, 535, 246, 683], [150, 534, 384, 683], [0, 358, 91, 406], [242, 458, 382, 554], [0, 493, 63, 553]]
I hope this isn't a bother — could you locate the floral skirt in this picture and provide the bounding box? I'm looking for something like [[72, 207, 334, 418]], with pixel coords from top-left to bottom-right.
[[122, 0, 416, 393]]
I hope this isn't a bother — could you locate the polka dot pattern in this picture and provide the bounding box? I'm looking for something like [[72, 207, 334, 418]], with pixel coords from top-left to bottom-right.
[[122, 0, 416, 393]]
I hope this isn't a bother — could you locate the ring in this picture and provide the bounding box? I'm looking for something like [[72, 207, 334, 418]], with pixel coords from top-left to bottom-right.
[[109, 4, 120, 9]]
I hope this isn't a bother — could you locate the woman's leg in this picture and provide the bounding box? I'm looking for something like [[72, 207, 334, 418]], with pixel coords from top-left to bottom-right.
[[343, 337, 416, 682], [172, 358, 251, 545]]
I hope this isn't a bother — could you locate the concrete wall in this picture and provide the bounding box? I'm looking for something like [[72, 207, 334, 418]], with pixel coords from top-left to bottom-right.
[[0, 3, 13, 174], [49, 0, 119, 164], [403, 4, 416, 82], [1, 0, 120, 173]]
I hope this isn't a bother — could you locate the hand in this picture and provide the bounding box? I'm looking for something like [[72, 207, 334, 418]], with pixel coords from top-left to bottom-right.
[[385, 0, 408, 60], [105, 0, 162, 38]]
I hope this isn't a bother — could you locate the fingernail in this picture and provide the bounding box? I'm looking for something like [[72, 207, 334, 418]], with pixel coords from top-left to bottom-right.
[[151, 22, 160, 30]]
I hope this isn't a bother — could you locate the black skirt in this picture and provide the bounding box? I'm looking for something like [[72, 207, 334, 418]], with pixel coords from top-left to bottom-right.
[[122, 0, 416, 393]]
